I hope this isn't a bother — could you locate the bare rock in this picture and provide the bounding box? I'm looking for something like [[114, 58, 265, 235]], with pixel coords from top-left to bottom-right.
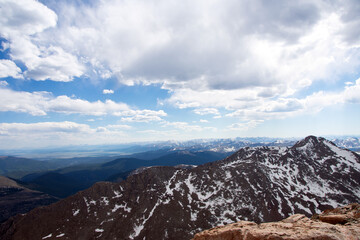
[[319, 214, 348, 224], [318, 203, 360, 223], [193, 203, 360, 240]]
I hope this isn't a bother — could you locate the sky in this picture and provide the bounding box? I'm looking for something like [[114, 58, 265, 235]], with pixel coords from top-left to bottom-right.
[[0, 0, 360, 150]]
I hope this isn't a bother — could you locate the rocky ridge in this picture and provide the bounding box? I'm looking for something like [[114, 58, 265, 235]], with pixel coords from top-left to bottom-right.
[[193, 203, 360, 240], [0, 136, 359, 239]]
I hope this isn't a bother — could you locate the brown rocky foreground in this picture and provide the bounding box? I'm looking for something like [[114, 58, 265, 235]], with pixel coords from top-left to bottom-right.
[[193, 203, 360, 240]]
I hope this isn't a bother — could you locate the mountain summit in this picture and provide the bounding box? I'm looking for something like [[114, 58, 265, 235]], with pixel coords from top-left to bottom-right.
[[1, 136, 359, 240]]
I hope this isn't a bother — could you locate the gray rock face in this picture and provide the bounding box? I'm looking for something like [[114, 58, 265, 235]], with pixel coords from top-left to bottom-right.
[[1, 136, 360, 240]]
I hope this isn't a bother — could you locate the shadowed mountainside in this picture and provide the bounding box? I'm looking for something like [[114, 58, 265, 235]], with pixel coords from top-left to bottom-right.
[[19, 151, 230, 198], [0, 176, 57, 223]]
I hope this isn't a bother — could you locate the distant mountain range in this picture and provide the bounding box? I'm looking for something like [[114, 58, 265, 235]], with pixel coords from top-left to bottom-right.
[[120, 136, 360, 152], [1, 136, 359, 239], [1, 136, 359, 159], [332, 137, 360, 151]]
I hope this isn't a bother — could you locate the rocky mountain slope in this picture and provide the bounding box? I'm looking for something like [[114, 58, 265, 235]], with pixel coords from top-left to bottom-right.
[[193, 203, 360, 240], [0, 176, 57, 223], [1, 136, 359, 240]]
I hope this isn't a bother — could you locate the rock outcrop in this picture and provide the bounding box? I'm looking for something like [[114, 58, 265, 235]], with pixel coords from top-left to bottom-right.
[[193, 203, 360, 240]]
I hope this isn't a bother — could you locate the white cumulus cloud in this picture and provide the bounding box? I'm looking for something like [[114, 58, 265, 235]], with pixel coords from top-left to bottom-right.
[[0, 0, 84, 82], [0, 88, 167, 122], [118, 110, 167, 122], [193, 108, 220, 116], [0, 121, 132, 149], [33, 0, 358, 92], [103, 89, 114, 94], [0, 81, 8, 87], [0, 59, 22, 79]]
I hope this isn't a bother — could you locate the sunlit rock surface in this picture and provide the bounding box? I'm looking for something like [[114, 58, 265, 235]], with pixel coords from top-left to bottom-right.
[[193, 203, 360, 240]]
